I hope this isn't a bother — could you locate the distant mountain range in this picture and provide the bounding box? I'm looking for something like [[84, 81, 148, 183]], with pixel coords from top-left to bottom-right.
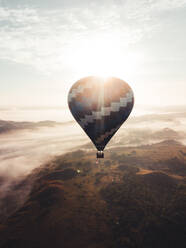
[[0, 120, 72, 134]]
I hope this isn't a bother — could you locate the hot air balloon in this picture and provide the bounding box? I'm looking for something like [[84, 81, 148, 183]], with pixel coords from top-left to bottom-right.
[[68, 76, 134, 158]]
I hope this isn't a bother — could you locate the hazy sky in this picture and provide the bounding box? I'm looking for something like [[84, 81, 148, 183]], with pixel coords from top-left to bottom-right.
[[0, 0, 186, 107]]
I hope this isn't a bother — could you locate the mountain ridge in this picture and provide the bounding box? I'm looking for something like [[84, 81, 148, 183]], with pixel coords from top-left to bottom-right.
[[0, 140, 186, 248]]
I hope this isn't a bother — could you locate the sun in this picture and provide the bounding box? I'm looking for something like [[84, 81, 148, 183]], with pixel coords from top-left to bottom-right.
[[79, 35, 124, 78], [65, 33, 140, 80]]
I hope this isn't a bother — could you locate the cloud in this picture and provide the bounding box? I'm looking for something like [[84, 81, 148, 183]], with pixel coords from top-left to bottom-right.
[[0, 0, 185, 75], [0, 4, 151, 74]]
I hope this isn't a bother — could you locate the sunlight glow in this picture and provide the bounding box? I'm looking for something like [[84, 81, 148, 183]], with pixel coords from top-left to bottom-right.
[[65, 33, 142, 80]]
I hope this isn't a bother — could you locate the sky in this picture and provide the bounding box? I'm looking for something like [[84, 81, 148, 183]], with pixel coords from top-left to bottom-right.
[[0, 0, 186, 107]]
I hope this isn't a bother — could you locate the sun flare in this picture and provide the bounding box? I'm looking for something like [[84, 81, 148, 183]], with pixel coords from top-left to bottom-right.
[[66, 34, 141, 80]]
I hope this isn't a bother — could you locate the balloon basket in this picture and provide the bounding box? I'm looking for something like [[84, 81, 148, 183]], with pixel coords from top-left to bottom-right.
[[97, 151, 104, 159]]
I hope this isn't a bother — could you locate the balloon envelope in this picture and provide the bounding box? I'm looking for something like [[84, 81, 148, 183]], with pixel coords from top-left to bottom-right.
[[68, 76, 134, 151]]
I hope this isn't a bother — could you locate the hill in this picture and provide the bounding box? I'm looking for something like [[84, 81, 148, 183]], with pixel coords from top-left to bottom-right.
[[0, 141, 186, 248], [0, 120, 71, 134]]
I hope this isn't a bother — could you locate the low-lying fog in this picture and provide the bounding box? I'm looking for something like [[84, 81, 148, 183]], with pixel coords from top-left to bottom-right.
[[0, 105, 186, 220]]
